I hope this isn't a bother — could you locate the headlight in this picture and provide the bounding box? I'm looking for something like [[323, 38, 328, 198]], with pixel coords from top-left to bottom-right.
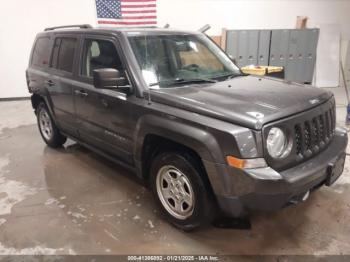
[[267, 127, 291, 158]]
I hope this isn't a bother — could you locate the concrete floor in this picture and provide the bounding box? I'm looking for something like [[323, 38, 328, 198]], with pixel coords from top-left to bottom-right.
[[0, 87, 350, 255]]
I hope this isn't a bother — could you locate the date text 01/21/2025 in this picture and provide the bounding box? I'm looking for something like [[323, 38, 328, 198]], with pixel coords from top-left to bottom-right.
[[127, 255, 219, 261]]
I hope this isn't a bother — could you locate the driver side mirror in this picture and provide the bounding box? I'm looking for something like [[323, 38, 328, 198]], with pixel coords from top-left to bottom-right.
[[93, 68, 131, 94]]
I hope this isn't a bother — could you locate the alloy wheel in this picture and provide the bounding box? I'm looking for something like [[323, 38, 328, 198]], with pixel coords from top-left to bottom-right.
[[156, 165, 195, 220]]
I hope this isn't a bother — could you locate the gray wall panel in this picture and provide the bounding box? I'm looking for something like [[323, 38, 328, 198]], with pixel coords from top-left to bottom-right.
[[285, 29, 319, 83], [257, 30, 271, 66], [237, 30, 248, 66], [304, 29, 319, 83], [269, 29, 290, 67], [226, 30, 259, 67], [226, 30, 239, 63], [286, 29, 303, 82], [246, 30, 259, 66]]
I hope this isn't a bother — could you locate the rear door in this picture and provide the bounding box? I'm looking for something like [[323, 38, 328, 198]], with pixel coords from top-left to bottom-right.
[[73, 34, 134, 164], [47, 34, 80, 137]]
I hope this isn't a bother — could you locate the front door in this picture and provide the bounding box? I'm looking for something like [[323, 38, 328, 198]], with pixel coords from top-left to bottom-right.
[[73, 36, 134, 164]]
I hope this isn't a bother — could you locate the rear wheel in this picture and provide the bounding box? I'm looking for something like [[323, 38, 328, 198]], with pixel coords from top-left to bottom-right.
[[37, 102, 66, 148], [150, 151, 214, 231]]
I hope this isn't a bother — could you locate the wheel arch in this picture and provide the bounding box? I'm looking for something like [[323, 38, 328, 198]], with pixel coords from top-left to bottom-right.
[[31, 93, 45, 112], [134, 115, 226, 195], [31, 93, 57, 123]]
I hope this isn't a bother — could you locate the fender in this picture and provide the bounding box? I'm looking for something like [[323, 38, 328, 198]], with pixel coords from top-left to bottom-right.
[[133, 114, 229, 195], [134, 114, 224, 163]]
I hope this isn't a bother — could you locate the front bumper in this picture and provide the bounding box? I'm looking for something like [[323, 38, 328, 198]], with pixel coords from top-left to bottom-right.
[[215, 127, 348, 217]]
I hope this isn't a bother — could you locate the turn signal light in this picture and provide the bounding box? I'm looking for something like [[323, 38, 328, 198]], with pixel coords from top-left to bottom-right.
[[226, 156, 267, 169], [226, 156, 245, 169]]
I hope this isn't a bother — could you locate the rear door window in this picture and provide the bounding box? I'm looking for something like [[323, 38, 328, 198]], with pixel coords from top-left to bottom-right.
[[51, 37, 77, 73], [31, 37, 51, 67]]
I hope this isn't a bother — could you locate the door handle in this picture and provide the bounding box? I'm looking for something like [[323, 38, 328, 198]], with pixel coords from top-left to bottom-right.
[[45, 80, 55, 87], [74, 90, 88, 97]]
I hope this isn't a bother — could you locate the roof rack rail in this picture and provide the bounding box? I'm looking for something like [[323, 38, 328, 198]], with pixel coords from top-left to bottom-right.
[[44, 24, 92, 31]]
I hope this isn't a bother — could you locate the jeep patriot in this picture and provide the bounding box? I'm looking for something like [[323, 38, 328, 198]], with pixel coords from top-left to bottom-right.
[[26, 24, 348, 231]]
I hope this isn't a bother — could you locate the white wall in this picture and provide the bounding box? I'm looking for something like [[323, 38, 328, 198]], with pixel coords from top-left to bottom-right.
[[0, 0, 96, 98], [1, 0, 350, 98]]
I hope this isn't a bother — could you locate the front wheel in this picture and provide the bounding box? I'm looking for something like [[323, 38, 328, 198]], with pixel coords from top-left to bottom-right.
[[37, 102, 66, 148], [150, 151, 214, 231]]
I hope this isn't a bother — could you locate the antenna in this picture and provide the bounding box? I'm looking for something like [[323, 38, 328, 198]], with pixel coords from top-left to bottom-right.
[[198, 24, 211, 33]]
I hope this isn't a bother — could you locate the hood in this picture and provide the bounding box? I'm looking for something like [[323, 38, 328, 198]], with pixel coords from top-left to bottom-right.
[[149, 76, 333, 130]]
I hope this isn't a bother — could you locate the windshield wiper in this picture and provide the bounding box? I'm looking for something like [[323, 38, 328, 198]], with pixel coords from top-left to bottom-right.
[[149, 77, 217, 87], [174, 77, 217, 84], [214, 72, 247, 81]]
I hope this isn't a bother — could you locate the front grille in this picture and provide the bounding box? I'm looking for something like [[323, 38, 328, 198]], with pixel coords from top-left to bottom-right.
[[294, 106, 335, 159], [263, 97, 336, 171]]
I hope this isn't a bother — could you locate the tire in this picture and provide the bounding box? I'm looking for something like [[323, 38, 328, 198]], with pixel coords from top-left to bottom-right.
[[150, 151, 214, 231], [36, 102, 66, 148]]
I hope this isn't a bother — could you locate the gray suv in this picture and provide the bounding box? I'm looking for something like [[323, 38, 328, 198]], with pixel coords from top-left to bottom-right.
[[26, 24, 348, 231]]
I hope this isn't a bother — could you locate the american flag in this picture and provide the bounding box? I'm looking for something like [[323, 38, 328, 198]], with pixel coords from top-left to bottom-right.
[[95, 0, 157, 26]]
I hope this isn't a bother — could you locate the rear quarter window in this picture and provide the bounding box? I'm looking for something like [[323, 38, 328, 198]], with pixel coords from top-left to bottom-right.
[[31, 37, 51, 67]]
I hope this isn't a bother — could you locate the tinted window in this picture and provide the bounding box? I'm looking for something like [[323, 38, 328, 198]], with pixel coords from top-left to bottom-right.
[[53, 37, 77, 73], [31, 37, 50, 67], [81, 39, 123, 77]]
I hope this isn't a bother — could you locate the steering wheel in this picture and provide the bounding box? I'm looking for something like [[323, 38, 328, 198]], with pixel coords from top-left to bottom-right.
[[182, 64, 200, 71]]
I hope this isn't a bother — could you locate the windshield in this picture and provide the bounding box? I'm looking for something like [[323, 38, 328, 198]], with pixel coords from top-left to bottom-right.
[[128, 33, 241, 88]]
